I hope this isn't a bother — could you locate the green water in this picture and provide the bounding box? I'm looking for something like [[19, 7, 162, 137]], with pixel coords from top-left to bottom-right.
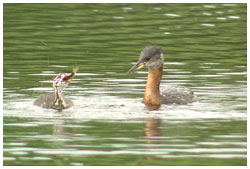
[[3, 3, 247, 166]]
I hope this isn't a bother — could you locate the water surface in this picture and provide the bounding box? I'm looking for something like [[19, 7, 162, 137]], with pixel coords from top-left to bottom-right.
[[3, 3, 247, 166]]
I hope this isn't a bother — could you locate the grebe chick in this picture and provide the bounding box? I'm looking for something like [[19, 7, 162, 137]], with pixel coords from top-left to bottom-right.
[[129, 46, 198, 107], [34, 67, 78, 110]]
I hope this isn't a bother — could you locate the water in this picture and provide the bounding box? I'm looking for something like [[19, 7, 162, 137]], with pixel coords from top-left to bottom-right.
[[3, 3, 247, 166]]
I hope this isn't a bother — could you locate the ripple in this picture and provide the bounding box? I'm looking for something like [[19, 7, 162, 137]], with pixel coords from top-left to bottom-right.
[[164, 32, 171, 35], [203, 5, 216, 8], [211, 134, 246, 138], [139, 147, 246, 153], [10, 151, 29, 155], [221, 4, 237, 7], [202, 13, 212, 16], [30, 73, 54, 76], [73, 73, 99, 76], [7, 72, 20, 74], [4, 123, 39, 127], [50, 65, 68, 68], [201, 24, 215, 27], [164, 13, 180, 17], [4, 142, 27, 146], [4, 147, 40, 152], [217, 72, 246, 75], [19, 156, 52, 161], [216, 17, 227, 20], [228, 16, 240, 19], [122, 7, 133, 10], [27, 87, 52, 91], [113, 16, 125, 19], [158, 154, 246, 158], [105, 78, 145, 82], [3, 77, 19, 80], [165, 62, 186, 65], [196, 141, 247, 146], [3, 157, 16, 161], [71, 162, 84, 166]]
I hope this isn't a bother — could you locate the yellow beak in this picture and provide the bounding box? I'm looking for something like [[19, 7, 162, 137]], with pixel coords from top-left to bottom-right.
[[137, 62, 146, 70]]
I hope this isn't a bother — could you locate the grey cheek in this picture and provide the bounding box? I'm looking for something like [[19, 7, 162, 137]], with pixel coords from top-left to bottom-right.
[[145, 62, 153, 68]]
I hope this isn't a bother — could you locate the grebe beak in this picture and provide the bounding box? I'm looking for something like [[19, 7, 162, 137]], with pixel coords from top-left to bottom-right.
[[128, 61, 147, 74]]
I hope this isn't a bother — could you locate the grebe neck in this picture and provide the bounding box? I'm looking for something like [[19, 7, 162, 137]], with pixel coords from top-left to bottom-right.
[[143, 65, 163, 106], [54, 88, 66, 108]]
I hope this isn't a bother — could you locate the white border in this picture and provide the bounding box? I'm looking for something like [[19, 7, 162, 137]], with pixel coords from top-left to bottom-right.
[[1, 0, 249, 3], [1, 1, 248, 168], [0, 1, 3, 168]]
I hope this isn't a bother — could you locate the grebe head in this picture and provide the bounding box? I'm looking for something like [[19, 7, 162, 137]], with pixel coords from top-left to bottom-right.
[[53, 73, 70, 93], [53, 67, 78, 93], [129, 46, 164, 73]]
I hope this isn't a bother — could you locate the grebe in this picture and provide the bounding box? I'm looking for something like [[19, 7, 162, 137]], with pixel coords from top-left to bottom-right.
[[34, 67, 78, 110], [129, 46, 197, 108]]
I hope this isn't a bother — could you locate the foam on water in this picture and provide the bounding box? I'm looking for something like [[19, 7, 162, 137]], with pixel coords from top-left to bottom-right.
[[3, 94, 246, 120]]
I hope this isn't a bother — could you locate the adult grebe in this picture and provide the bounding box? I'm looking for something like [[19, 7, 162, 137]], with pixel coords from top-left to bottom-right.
[[34, 67, 78, 110], [129, 46, 197, 108]]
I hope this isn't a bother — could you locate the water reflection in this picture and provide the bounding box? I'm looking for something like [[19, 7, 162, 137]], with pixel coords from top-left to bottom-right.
[[3, 116, 246, 165], [144, 118, 162, 163], [145, 118, 162, 138], [145, 104, 161, 111]]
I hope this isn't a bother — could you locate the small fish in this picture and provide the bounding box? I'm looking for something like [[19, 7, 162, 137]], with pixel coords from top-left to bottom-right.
[[63, 67, 78, 82]]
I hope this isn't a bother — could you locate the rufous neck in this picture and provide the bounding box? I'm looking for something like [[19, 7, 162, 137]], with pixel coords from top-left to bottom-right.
[[143, 65, 163, 106]]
